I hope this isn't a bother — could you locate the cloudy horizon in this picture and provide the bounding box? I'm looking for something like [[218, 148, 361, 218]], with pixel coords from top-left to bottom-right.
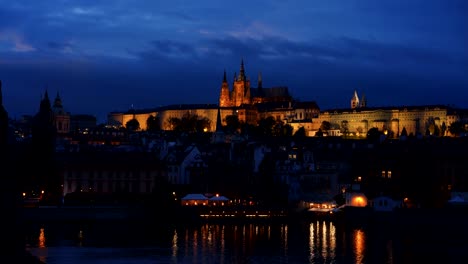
[[1, 0, 466, 123]]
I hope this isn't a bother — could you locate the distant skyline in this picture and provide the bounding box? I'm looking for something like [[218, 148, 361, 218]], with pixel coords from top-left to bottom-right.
[[0, 0, 467, 123]]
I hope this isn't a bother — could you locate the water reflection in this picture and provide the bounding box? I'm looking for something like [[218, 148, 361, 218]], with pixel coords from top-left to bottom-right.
[[24, 220, 401, 263], [37, 227, 47, 263], [38, 228, 46, 248], [309, 220, 338, 263], [354, 229, 365, 264]]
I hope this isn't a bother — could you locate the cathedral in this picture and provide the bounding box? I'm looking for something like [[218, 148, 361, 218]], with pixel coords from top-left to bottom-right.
[[109, 59, 319, 132], [219, 59, 292, 107]]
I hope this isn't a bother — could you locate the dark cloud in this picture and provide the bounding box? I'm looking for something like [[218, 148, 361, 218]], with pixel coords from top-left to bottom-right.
[[0, 0, 467, 120]]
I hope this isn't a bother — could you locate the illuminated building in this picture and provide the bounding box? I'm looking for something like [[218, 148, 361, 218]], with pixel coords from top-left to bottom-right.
[[311, 104, 454, 137], [108, 60, 319, 132], [107, 63, 464, 138]]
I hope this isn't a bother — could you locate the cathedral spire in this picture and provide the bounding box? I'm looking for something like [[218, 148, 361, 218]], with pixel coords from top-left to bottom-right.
[[223, 69, 227, 83], [360, 92, 367, 108], [351, 90, 360, 109], [238, 58, 245, 81]]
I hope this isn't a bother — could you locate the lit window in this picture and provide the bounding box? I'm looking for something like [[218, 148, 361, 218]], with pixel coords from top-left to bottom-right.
[[381, 171, 386, 178], [387, 171, 392, 179]]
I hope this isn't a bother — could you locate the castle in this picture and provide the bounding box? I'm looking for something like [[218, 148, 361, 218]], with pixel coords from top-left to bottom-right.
[[219, 59, 292, 107], [106, 60, 463, 138], [108, 60, 320, 133]]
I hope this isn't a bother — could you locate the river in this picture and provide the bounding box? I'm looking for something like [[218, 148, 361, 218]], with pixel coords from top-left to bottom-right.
[[24, 215, 468, 264]]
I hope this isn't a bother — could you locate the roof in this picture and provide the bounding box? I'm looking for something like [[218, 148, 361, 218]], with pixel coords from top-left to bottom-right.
[[181, 194, 208, 200], [209, 195, 229, 201]]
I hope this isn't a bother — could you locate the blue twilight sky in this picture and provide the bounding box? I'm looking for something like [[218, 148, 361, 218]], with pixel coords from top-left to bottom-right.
[[0, 0, 467, 122]]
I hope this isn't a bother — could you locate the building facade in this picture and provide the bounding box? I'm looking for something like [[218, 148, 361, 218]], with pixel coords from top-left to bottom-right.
[[311, 105, 452, 137], [108, 60, 319, 132]]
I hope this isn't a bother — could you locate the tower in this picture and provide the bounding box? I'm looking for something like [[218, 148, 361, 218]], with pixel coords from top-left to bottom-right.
[[232, 59, 251, 106], [218, 59, 252, 107], [219, 69, 231, 107], [351, 90, 360, 109], [360, 93, 367, 108], [53, 92, 71, 134], [212, 107, 225, 143]]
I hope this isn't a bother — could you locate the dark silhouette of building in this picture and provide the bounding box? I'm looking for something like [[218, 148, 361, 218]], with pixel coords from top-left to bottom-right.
[[29, 90, 60, 204], [0, 80, 8, 146]]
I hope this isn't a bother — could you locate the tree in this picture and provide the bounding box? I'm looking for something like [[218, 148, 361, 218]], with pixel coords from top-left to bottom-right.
[[258, 116, 276, 136], [441, 122, 447, 136], [320, 121, 331, 131], [341, 120, 349, 136], [146, 115, 160, 132], [448, 121, 465, 137], [240, 122, 255, 136], [315, 128, 324, 137], [282, 124, 293, 137], [225, 115, 240, 132], [366, 127, 382, 142], [167, 112, 211, 133], [425, 117, 440, 137], [125, 118, 140, 131], [294, 127, 306, 138], [273, 122, 293, 137], [400, 127, 408, 137]]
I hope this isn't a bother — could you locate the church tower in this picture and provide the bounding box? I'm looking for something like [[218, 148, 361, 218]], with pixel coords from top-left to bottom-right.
[[52, 92, 70, 134], [232, 59, 251, 106], [351, 90, 360, 109], [211, 107, 225, 143], [360, 93, 367, 108], [218, 59, 254, 107], [219, 70, 231, 107]]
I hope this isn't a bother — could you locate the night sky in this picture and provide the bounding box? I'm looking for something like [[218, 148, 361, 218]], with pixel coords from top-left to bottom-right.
[[0, 1, 467, 123]]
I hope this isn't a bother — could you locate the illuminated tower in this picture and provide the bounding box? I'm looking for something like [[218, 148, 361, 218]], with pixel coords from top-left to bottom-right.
[[219, 69, 231, 107], [351, 90, 360, 109], [232, 59, 251, 106]]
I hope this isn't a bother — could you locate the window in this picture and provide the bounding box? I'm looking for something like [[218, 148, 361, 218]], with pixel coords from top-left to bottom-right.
[[387, 171, 392, 179]]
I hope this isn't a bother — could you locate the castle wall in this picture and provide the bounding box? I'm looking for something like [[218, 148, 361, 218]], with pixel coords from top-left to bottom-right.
[[312, 106, 448, 136], [112, 108, 237, 132]]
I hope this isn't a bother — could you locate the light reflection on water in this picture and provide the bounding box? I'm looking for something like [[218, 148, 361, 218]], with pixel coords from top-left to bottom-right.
[[25, 220, 392, 263], [353, 229, 365, 264]]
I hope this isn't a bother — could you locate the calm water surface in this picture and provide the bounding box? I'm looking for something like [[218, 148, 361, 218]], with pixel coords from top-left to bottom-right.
[[25, 218, 467, 264]]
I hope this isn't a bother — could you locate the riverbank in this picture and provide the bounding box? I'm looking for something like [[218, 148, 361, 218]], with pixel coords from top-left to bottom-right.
[[21, 205, 296, 226]]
